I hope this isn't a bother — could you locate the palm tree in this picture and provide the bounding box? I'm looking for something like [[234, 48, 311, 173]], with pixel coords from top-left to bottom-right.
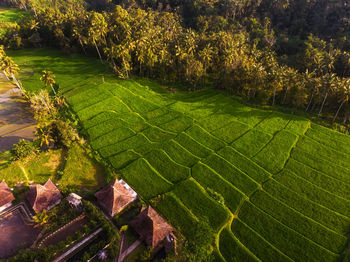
[[318, 73, 336, 117], [0, 55, 24, 94], [333, 79, 350, 122], [40, 70, 56, 95], [88, 12, 108, 63], [33, 210, 50, 226]]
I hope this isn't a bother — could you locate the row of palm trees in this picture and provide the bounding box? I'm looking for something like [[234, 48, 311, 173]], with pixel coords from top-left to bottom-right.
[[3, 1, 350, 123]]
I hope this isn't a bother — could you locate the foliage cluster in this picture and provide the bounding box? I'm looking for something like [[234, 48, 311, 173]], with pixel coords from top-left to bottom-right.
[[10, 139, 38, 160], [1, 1, 350, 123]]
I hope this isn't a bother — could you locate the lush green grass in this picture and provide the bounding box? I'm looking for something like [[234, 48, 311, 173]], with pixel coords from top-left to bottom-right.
[[9, 48, 350, 261], [59, 144, 107, 194], [0, 150, 59, 186], [0, 144, 107, 195], [0, 7, 24, 36]]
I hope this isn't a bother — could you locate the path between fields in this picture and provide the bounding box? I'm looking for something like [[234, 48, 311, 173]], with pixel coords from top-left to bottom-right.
[[0, 74, 35, 152]]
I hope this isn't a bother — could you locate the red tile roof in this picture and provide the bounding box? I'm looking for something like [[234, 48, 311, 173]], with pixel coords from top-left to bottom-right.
[[129, 206, 173, 249], [95, 180, 136, 217], [25, 179, 62, 213], [0, 181, 15, 208]]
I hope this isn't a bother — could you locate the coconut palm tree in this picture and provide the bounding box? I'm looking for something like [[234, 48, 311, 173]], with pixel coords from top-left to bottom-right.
[[0, 55, 24, 93], [318, 73, 337, 117], [88, 12, 108, 63], [40, 70, 56, 95], [33, 210, 50, 226], [333, 79, 350, 122]]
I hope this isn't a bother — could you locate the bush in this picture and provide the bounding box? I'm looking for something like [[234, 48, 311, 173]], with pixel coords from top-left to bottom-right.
[[11, 139, 38, 160], [50, 119, 77, 148]]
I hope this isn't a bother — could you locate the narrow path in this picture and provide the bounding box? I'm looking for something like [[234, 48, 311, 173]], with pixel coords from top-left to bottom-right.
[[52, 227, 103, 262], [118, 239, 142, 262]]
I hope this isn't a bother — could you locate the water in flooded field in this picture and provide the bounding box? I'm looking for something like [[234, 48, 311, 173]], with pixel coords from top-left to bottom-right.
[[0, 75, 36, 152]]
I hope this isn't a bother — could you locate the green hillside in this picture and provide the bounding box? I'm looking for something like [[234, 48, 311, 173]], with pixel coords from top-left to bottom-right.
[[10, 48, 350, 261]]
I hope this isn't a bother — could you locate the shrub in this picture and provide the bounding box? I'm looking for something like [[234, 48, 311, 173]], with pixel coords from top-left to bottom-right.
[[50, 119, 77, 148], [11, 139, 38, 160]]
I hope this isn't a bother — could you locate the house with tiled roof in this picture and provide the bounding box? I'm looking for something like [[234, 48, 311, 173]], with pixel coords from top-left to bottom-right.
[[129, 206, 174, 250], [95, 179, 137, 217], [0, 181, 15, 212], [25, 179, 62, 213]]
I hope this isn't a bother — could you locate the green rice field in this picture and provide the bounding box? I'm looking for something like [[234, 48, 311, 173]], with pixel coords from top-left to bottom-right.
[[9, 48, 350, 261]]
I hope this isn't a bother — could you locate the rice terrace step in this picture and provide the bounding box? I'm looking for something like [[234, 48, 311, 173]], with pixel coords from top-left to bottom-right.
[[6, 48, 350, 262]]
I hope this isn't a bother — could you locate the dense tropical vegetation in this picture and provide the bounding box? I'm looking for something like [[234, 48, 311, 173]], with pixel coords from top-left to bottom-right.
[[1, 1, 350, 261], [0, 0, 350, 125]]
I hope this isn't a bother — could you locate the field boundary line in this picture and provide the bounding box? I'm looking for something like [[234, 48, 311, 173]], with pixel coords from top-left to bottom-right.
[[278, 168, 350, 205], [205, 153, 261, 195], [173, 131, 215, 156], [166, 139, 201, 168], [250, 130, 279, 159], [235, 218, 294, 262], [246, 201, 341, 256], [291, 156, 350, 186], [114, 82, 165, 109], [253, 189, 347, 239], [218, 146, 274, 183], [140, 158, 174, 186], [289, 158, 350, 196], [93, 127, 137, 150], [264, 178, 350, 221], [186, 123, 227, 150], [220, 225, 262, 262]]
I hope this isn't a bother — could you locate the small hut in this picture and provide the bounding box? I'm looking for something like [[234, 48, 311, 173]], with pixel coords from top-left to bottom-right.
[[0, 181, 15, 212], [25, 179, 62, 213], [67, 193, 82, 208], [95, 179, 137, 217], [129, 206, 174, 251]]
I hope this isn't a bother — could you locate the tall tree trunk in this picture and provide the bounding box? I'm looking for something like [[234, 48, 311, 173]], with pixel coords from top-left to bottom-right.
[[272, 86, 277, 106], [305, 90, 314, 112], [79, 38, 87, 55], [11, 73, 25, 96], [282, 87, 288, 104], [122, 56, 129, 78], [344, 113, 349, 124], [50, 84, 56, 95], [318, 92, 328, 117], [3, 71, 10, 81], [333, 100, 346, 122], [94, 40, 103, 63]]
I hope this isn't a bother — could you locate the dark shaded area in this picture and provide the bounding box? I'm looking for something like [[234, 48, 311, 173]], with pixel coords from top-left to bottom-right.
[[0, 210, 39, 258]]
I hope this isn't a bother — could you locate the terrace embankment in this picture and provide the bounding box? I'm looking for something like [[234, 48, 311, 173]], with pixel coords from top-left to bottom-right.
[[0, 74, 35, 152]]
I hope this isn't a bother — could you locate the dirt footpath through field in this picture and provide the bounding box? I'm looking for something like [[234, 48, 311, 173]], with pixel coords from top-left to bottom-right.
[[0, 74, 36, 152]]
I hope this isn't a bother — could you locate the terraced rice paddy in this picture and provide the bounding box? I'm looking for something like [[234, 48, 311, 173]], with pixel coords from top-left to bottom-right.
[[10, 48, 350, 262]]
